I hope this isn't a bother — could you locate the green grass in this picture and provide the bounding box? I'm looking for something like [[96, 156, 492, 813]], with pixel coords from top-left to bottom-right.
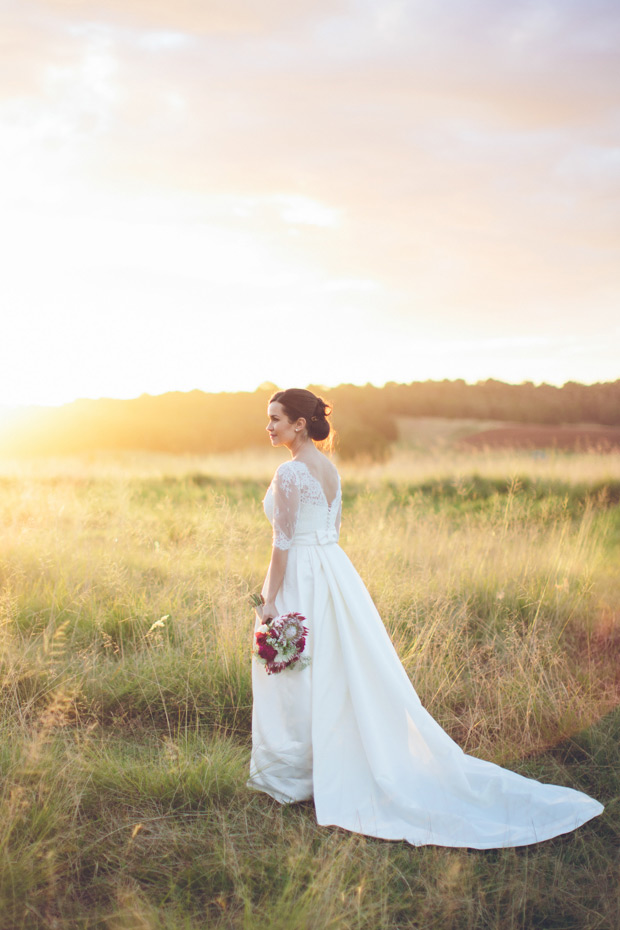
[[0, 451, 618, 929]]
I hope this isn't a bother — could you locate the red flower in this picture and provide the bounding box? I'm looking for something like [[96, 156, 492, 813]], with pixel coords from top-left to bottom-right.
[[258, 642, 277, 662]]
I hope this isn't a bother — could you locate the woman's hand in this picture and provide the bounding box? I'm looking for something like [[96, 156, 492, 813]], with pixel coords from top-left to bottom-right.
[[262, 600, 278, 624]]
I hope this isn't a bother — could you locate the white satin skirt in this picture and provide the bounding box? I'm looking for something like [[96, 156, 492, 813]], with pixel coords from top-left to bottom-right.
[[248, 541, 604, 849]]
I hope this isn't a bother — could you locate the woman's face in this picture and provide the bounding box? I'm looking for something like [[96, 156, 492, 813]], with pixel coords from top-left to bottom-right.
[[266, 402, 303, 447]]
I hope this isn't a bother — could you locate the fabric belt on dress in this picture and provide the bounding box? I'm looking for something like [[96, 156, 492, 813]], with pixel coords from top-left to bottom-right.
[[289, 529, 339, 547]]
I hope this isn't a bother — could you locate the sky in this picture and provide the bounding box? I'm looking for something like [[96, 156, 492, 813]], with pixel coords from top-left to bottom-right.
[[1, 0, 619, 406]]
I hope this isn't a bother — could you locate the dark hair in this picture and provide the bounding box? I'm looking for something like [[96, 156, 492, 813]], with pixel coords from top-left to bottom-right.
[[269, 388, 332, 442]]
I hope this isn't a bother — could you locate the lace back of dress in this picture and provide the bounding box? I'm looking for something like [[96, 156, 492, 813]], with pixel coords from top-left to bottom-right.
[[269, 461, 341, 550]]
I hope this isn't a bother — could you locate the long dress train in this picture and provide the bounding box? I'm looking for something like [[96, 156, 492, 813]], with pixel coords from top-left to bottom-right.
[[248, 459, 604, 849]]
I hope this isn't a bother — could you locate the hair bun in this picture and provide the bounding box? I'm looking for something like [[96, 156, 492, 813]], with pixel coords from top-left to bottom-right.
[[308, 396, 331, 440], [314, 398, 330, 420]]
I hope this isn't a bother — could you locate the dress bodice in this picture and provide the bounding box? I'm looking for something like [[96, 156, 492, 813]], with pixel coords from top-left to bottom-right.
[[263, 460, 342, 549]]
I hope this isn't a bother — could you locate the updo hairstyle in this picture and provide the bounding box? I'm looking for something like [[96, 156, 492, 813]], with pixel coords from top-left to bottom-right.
[[270, 388, 332, 442]]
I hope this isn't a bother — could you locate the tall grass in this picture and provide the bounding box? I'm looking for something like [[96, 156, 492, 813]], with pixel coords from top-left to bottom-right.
[[0, 450, 618, 928]]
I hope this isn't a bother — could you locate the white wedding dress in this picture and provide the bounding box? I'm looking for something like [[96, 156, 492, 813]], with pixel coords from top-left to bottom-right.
[[248, 459, 604, 848]]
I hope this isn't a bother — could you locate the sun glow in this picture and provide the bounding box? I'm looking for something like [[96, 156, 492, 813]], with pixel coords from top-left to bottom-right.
[[1, 187, 365, 405]]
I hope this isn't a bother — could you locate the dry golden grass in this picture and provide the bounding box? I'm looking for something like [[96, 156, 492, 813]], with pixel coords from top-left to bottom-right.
[[0, 449, 617, 929]]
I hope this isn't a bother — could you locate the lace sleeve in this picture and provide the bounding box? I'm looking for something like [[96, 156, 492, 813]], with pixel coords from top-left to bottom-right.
[[272, 463, 301, 550]]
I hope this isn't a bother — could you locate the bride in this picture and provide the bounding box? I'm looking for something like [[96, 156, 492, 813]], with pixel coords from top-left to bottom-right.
[[248, 388, 604, 848]]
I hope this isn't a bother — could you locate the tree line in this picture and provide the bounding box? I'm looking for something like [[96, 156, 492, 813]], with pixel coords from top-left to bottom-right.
[[0, 379, 618, 458]]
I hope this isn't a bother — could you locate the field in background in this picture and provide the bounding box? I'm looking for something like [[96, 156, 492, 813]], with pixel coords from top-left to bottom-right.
[[2, 430, 620, 483], [0, 447, 618, 929], [396, 416, 620, 453]]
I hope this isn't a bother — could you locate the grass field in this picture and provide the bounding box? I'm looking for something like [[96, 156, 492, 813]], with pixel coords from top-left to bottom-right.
[[0, 448, 619, 929]]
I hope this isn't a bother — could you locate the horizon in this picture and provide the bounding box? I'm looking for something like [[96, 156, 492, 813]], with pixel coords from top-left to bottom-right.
[[0, 373, 618, 413]]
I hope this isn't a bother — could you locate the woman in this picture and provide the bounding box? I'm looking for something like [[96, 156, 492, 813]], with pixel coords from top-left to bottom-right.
[[248, 388, 604, 848]]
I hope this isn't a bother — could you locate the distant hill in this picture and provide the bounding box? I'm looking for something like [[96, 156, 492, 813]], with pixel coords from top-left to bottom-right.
[[0, 379, 618, 458]]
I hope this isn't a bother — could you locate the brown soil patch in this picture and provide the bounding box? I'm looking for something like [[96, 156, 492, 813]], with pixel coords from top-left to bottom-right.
[[459, 426, 620, 451]]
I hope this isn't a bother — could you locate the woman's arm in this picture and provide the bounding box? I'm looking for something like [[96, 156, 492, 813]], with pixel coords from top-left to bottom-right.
[[261, 462, 300, 622], [262, 546, 288, 622]]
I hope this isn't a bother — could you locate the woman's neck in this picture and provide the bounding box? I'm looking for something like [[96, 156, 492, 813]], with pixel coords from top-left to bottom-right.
[[288, 436, 316, 460]]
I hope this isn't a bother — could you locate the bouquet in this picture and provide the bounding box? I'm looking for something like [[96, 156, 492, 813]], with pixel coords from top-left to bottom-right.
[[252, 606, 310, 676]]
